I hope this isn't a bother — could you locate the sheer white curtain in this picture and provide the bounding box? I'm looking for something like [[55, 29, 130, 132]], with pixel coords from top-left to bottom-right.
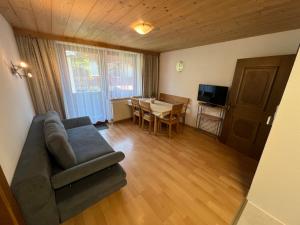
[[55, 42, 142, 123]]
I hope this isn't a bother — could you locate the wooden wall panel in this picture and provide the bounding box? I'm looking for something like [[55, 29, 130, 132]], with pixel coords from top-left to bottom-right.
[[31, 0, 52, 33], [0, 2, 21, 27], [63, 0, 97, 36], [8, 0, 37, 30], [74, 0, 116, 38], [13, 27, 160, 55], [52, 0, 75, 34], [2, 0, 300, 51]]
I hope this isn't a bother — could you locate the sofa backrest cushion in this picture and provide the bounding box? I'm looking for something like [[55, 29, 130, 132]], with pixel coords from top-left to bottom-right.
[[11, 115, 60, 225], [44, 111, 64, 128], [44, 122, 77, 169]]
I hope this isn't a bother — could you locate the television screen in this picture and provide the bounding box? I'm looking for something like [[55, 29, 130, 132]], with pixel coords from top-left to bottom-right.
[[197, 84, 228, 106]]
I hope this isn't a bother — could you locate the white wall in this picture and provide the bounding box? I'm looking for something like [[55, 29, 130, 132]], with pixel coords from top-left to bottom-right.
[[0, 14, 35, 184], [159, 29, 300, 127], [235, 44, 300, 225]]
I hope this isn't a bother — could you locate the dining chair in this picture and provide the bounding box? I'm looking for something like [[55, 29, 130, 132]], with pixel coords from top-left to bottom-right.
[[159, 93, 189, 125], [131, 98, 141, 126], [158, 103, 184, 138], [139, 101, 154, 134], [179, 98, 190, 126]]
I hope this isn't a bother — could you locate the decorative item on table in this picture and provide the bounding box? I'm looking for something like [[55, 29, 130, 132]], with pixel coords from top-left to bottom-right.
[[150, 97, 156, 103], [10, 61, 33, 79]]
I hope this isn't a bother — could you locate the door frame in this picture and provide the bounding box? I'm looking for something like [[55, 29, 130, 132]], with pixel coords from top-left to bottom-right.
[[0, 166, 25, 225]]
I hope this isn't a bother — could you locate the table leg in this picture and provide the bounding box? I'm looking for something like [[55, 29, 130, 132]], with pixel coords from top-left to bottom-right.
[[154, 116, 158, 135]]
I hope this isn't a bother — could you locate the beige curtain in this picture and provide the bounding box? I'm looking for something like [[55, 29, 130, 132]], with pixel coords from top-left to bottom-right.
[[142, 54, 159, 98], [16, 35, 66, 118]]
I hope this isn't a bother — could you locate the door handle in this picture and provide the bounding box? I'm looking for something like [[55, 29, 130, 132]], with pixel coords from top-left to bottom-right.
[[266, 105, 279, 126], [266, 116, 272, 125], [227, 104, 231, 111]]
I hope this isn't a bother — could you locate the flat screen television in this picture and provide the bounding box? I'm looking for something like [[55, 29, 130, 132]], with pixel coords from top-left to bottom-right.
[[197, 84, 228, 106]]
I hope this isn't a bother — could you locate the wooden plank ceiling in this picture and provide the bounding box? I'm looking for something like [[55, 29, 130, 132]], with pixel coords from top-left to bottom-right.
[[1, 0, 300, 52]]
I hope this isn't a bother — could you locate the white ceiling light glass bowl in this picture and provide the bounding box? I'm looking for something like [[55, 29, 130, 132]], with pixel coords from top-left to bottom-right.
[[134, 22, 154, 35]]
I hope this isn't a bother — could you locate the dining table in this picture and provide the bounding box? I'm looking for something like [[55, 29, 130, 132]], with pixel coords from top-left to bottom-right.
[[128, 98, 173, 135]]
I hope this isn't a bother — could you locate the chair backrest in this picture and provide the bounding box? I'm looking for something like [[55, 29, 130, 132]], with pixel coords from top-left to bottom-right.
[[139, 101, 151, 114], [131, 98, 140, 111], [170, 103, 184, 119], [181, 98, 190, 113], [159, 93, 189, 113], [159, 93, 168, 102]]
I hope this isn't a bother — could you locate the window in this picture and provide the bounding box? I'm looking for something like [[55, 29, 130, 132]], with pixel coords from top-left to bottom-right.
[[66, 50, 101, 93], [106, 51, 140, 99], [56, 42, 142, 122]]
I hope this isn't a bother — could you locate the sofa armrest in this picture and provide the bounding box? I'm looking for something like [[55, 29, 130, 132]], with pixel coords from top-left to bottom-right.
[[51, 152, 125, 189], [62, 116, 92, 129]]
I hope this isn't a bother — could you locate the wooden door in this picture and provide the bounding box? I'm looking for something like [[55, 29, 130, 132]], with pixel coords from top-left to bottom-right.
[[0, 166, 25, 225], [220, 55, 295, 160]]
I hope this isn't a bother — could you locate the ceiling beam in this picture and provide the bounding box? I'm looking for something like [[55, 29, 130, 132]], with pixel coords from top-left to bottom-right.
[[13, 27, 160, 56]]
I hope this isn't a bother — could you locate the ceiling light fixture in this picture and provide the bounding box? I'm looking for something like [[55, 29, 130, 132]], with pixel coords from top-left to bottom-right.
[[134, 22, 153, 35]]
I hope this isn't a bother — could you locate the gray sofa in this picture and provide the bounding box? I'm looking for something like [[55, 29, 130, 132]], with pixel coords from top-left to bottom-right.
[[11, 112, 127, 225]]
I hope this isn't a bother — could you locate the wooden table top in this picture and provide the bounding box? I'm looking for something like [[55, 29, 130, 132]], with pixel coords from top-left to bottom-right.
[[128, 98, 173, 117]]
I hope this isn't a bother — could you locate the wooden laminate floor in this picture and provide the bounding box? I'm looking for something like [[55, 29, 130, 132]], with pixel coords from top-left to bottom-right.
[[62, 121, 258, 225]]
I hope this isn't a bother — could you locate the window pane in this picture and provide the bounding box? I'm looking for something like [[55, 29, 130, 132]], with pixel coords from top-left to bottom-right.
[[66, 50, 101, 93], [56, 42, 142, 122], [106, 51, 138, 99]]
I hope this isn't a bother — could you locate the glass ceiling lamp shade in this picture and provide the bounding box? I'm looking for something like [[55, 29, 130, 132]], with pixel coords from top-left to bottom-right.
[[134, 22, 153, 35]]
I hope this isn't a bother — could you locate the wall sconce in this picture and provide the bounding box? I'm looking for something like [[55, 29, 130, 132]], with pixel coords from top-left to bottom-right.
[[10, 61, 33, 79]]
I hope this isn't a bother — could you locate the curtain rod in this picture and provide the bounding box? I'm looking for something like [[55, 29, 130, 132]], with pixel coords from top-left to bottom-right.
[[13, 27, 160, 56]]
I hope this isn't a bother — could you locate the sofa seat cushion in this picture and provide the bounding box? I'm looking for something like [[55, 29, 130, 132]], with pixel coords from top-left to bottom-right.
[[51, 151, 125, 189], [55, 164, 127, 222], [44, 122, 77, 169], [67, 125, 114, 164]]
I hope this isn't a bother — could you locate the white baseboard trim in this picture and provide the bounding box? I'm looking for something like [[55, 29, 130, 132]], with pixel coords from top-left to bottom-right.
[[232, 200, 285, 225]]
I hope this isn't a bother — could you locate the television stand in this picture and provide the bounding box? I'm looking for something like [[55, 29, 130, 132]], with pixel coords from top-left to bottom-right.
[[201, 102, 219, 107], [196, 102, 226, 137]]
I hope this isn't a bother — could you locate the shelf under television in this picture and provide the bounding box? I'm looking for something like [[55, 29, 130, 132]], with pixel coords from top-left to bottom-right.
[[200, 113, 223, 121]]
